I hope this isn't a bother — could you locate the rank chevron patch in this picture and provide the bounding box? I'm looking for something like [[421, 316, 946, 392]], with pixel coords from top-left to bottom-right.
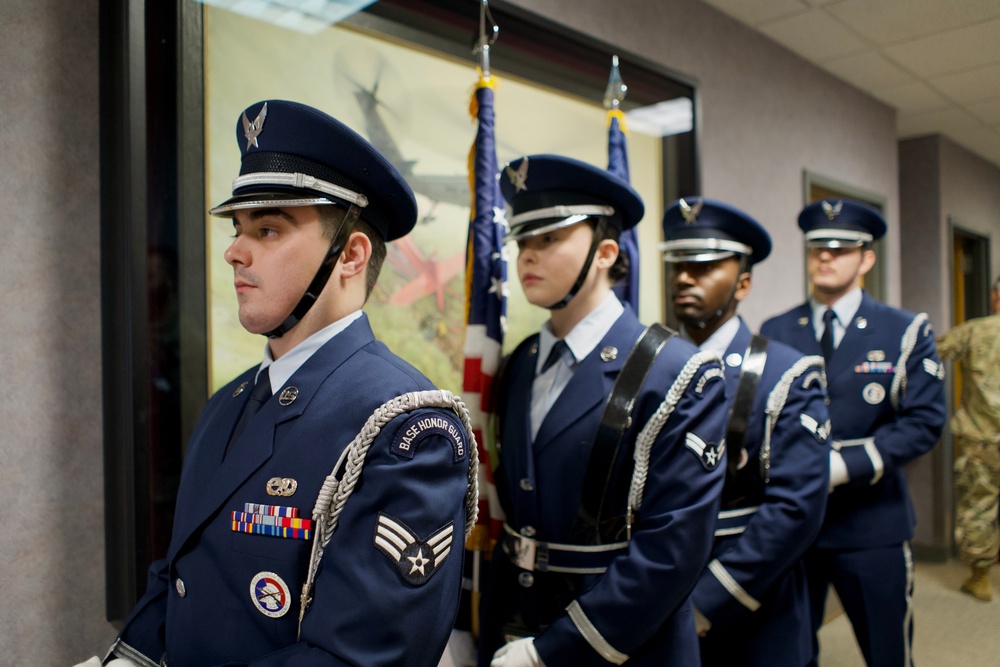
[[922, 358, 945, 380], [800, 413, 831, 443], [686, 433, 725, 471], [373, 513, 454, 586]]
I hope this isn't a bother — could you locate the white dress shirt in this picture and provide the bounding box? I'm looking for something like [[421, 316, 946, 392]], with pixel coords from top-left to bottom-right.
[[530, 294, 624, 441], [256, 310, 365, 393], [810, 287, 863, 350]]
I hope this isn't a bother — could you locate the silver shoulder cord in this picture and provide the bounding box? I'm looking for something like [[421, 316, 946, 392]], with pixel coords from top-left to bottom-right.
[[627, 350, 721, 537], [760, 355, 826, 482], [891, 312, 929, 411], [297, 389, 480, 636]]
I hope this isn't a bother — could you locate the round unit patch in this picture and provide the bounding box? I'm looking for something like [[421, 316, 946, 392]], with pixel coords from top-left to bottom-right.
[[250, 571, 291, 618], [862, 382, 886, 405]]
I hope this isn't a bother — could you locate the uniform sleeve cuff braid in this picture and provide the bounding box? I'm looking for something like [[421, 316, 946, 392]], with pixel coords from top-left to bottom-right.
[[566, 601, 629, 664]]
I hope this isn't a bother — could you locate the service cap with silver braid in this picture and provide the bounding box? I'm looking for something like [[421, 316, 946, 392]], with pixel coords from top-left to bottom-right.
[[500, 154, 644, 310], [210, 100, 418, 338], [661, 197, 772, 329], [797, 198, 886, 249]]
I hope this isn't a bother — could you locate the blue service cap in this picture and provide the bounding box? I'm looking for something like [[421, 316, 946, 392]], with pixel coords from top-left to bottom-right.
[[661, 197, 771, 265], [499, 154, 644, 242], [798, 198, 886, 248], [209, 100, 418, 242]]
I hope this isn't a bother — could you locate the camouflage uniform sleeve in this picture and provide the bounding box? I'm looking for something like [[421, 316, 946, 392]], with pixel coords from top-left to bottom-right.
[[936, 320, 972, 362]]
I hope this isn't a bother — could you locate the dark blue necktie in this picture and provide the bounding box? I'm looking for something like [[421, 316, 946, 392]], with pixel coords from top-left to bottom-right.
[[227, 367, 271, 454], [540, 340, 569, 374], [820, 309, 837, 361]]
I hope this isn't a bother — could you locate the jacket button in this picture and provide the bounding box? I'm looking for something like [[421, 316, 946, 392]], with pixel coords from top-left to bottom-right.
[[519, 478, 534, 492], [518, 572, 535, 588], [520, 525, 536, 537], [175, 578, 187, 598]]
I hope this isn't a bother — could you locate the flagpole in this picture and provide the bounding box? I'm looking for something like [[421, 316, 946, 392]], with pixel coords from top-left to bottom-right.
[[604, 54, 627, 111], [465, 0, 501, 648], [605, 55, 641, 310], [474, 0, 499, 79]]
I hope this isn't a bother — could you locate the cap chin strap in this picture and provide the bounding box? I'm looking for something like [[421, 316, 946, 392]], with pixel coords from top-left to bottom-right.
[[683, 255, 749, 331], [546, 217, 607, 311], [264, 204, 360, 339]]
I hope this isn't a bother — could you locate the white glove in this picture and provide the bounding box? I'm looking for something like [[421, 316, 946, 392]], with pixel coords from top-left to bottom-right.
[[491, 637, 545, 667], [71, 659, 134, 667], [71, 659, 103, 667], [829, 449, 850, 492]]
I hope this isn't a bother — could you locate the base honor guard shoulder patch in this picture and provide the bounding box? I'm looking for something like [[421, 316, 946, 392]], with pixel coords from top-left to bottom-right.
[[685, 432, 725, 470], [695, 367, 725, 395], [390, 411, 466, 463], [373, 513, 454, 586]]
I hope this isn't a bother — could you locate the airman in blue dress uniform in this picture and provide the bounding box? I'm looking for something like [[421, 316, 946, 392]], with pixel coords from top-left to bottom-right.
[[102, 100, 476, 666], [760, 199, 946, 666], [478, 156, 729, 666], [661, 198, 830, 667]]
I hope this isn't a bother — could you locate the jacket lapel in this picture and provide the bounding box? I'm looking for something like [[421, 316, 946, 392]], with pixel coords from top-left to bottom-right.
[[786, 303, 822, 356], [168, 315, 376, 560], [531, 311, 634, 454], [825, 292, 877, 383]]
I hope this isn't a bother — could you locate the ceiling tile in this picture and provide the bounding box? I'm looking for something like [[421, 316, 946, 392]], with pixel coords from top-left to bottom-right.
[[704, 0, 1000, 169], [828, 0, 1000, 46], [872, 81, 951, 115], [967, 99, 1000, 126], [930, 63, 1000, 105], [824, 51, 914, 90], [898, 107, 984, 138], [884, 19, 1000, 78], [758, 11, 870, 62], [699, 0, 807, 27]]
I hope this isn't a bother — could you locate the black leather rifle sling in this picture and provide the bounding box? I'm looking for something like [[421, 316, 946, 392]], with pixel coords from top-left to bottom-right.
[[576, 323, 675, 543], [725, 333, 769, 484]]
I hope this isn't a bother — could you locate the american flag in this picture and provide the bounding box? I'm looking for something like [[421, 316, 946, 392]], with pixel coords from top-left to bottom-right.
[[608, 109, 640, 309], [462, 74, 507, 563]]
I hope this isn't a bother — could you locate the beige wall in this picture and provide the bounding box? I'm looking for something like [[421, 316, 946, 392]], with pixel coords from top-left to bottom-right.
[[6, 0, 998, 661], [900, 134, 1000, 556], [1, 0, 117, 664], [941, 136, 1000, 287], [505, 0, 900, 328]]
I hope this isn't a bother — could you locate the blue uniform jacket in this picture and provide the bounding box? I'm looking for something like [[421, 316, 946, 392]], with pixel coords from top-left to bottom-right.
[[692, 319, 829, 667], [481, 307, 728, 666], [760, 292, 946, 549], [115, 315, 470, 666]]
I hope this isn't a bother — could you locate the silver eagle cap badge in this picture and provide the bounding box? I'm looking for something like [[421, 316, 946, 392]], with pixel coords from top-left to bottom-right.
[[242, 102, 268, 150], [679, 198, 703, 224], [821, 199, 843, 221], [506, 157, 529, 193]]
